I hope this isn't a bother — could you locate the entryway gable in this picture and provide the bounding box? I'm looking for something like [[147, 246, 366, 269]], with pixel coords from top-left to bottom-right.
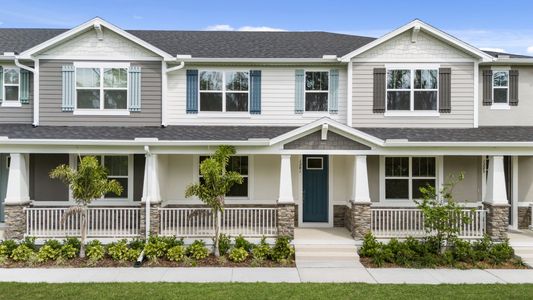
[[284, 129, 370, 150]]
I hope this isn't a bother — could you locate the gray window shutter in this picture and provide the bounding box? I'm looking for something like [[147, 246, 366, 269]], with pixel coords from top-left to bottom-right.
[[20, 69, 30, 104], [250, 70, 261, 114], [186, 69, 198, 114], [128, 66, 141, 112], [295, 69, 304, 114], [61, 65, 75, 111], [438, 68, 451, 113], [482, 69, 493, 106], [373, 68, 386, 113], [509, 69, 519, 106], [0, 66, 3, 104], [328, 69, 339, 114]]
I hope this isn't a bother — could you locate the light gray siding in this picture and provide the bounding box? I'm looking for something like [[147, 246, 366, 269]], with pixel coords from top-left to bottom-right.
[[39, 60, 161, 126], [30, 154, 69, 202], [352, 62, 475, 128], [0, 61, 33, 124], [479, 66, 533, 126], [443, 156, 482, 203]]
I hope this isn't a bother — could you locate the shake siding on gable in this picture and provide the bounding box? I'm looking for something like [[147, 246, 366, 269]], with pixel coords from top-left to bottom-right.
[[166, 66, 347, 126], [39, 60, 162, 126]]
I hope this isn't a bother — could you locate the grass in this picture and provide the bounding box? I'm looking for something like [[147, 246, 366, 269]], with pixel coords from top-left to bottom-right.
[[0, 283, 532, 299]]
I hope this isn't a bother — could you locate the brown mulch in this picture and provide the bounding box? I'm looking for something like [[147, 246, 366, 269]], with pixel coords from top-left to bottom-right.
[[0, 255, 295, 268], [359, 256, 529, 269]]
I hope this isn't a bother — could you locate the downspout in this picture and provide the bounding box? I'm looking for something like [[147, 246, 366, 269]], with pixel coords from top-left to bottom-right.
[[161, 60, 185, 127], [15, 56, 39, 127]]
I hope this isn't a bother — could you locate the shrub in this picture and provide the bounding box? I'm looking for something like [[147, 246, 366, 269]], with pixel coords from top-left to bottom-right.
[[186, 240, 208, 260], [0, 244, 8, 258], [234, 235, 252, 252], [11, 244, 36, 262], [166, 245, 186, 262], [20, 237, 37, 252], [489, 240, 514, 264], [218, 234, 231, 256], [228, 247, 248, 262], [271, 236, 294, 262], [37, 244, 60, 262], [358, 233, 381, 257], [128, 238, 146, 251], [252, 237, 271, 260], [63, 237, 81, 254], [0, 240, 18, 256], [86, 240, 105, 261], [126, 248, 142, 262], [144, 237, 168, 261], [160, 236, 184, 249], [107, 239, 130, 261], [451, 239, 473, 262], [60, 244, 78, 260], [472, 235, 492, 261]]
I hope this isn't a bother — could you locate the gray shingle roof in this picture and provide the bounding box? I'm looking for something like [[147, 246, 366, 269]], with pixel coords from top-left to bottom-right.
[[0, 28, 376, 58], [482, 50, 533, 59], [358, 127, 533, 142], [0, 124, 296, 141]]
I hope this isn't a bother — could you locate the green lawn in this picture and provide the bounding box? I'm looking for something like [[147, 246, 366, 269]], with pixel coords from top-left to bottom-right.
[[0, 283, 532, 299]]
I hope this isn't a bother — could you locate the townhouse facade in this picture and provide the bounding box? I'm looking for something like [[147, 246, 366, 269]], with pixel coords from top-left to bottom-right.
[[0, 18, 532, 242]]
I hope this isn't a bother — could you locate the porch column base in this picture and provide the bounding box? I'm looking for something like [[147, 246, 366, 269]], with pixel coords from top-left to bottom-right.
[[140, 202, 161, 237], [346, 202, 371, 239], [277, 203, 295, 238], [4, 202, 30, 240], [484, 202, 509, 241]]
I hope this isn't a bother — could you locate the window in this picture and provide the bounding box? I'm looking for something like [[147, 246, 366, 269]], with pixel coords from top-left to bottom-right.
[[385, 157, 436, 200], [306, 157, 323, 170], [386, 69, 438, 111], [76, 66, 128, 110], [493, 71, 509, 104], [3, 67, 20, 103], [78, 155, 129, 199], [305, 71, 328, 111], [199, 71, 249, 112], [199, 156, 249, 197]]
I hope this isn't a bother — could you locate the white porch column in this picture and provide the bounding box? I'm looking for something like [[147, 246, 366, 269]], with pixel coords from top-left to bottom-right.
[[485, 156, 508, 205], [141, 153, 161, 238], [351, 155, 371, 203], [4, 153, 30, 204], [278, 155, 294, 204]]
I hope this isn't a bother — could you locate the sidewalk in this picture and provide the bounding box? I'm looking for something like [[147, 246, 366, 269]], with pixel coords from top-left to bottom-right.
[[1, 267, 533, 284]]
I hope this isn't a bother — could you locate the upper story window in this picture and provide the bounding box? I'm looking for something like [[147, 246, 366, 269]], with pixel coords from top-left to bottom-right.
[[305, 71, 329, 111], [199, 155, 249, 197], [75, 65, 128, 110], [199, 71, 249, 112], [493, 71, 509, 104], [3, 67, 20, 103], [386, 69, 438, 111], [385, 156, 436, 201]]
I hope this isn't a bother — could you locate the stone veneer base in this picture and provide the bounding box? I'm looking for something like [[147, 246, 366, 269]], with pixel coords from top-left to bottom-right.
[[4, 203, 30, 240], [484, 202, 509, 241]]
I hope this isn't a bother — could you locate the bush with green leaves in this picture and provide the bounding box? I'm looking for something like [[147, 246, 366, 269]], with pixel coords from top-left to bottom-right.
[[20, 237, 37, 252], [228, 247, 248, 262], [144, 236, 168, 261], [489, 240, 514, 264], [10, 244, 36, 262], [252, 237, 271, 260], [128, 239, 146, 251], [167, 245, 186, 262], [0, 240, 18, 257], [271, 236, 294, 262], [86, 240, 105, 261], [218, 234, 231, 256], [60, 244, 78, 260], [235, 235, 253, 252], [63, 237, 81, 254], [107, 239, 130, 261], [37, 240, 62, 262], [186, 240, 208, 260]]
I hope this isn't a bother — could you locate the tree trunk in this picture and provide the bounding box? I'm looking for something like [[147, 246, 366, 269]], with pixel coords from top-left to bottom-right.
[[79, 207, 88, 258], [214, 210, 221, 257]]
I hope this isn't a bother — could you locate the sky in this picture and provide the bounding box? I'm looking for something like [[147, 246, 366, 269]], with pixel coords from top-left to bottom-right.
[[1, 0, 533, 55]]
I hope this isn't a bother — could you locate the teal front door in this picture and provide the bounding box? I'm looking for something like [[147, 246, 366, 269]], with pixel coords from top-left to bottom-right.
[[303, 155, 328, 223], [0, 154, 9, 223]]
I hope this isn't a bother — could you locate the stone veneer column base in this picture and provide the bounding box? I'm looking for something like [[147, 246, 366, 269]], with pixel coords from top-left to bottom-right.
[[277, 203, 295, 238], [4, 202, 30, 240], [484, 202, 510, 241], [346, 202, 371, 239], [140, 203, 161, 237]]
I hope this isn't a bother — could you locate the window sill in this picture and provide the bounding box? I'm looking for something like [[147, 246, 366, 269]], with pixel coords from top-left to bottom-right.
[[490, 104, 510, 110], [73, 109, 131, 116], [195, 113, 252, 119], [1, 101, 22, 108], [301, 112, 331, 118], [384, 111, 440, 117]]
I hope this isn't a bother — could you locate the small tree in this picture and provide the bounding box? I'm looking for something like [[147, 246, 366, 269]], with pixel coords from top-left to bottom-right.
[[50, 156, 123, 258], [415, 173, 473, 253], [185, 145, 243, 257]]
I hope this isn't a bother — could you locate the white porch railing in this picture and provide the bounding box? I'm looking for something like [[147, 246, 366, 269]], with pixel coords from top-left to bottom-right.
[[159, 207, 277, 237], [370, 208, 486, 239], [24, 207, 142, 238]]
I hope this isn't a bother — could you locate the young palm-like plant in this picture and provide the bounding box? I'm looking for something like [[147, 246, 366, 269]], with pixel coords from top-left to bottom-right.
[[50, 156, 123, 258], [185, 145, 243, 257]]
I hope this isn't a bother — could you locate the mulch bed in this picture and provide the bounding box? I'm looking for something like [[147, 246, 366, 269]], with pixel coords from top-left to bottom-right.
[[359, 256, 529, 269], [0, 255, 295, 268]]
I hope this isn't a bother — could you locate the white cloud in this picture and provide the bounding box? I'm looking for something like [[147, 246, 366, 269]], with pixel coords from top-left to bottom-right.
[[479, 47, 506, 53], [204, 24, 286, 32]]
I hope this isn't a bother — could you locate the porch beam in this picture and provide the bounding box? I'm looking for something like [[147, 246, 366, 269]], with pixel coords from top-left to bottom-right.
[[277, 155, 294, 204]]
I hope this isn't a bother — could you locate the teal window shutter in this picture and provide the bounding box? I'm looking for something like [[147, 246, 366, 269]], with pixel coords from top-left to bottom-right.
[[295, 69, 304, 114], [186, 69, 198, 114], [61, 65, 75, 111], [328, 69, 339, 114], [128, 66, 142, 112], [250, 70, 261, 114], [0, 66, 3, 104], [20, 69, 30, 104]]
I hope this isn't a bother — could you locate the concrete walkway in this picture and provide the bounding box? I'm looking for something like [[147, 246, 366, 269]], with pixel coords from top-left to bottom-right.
[[1, 267, 533, 283], [509, 230, 533, 267]]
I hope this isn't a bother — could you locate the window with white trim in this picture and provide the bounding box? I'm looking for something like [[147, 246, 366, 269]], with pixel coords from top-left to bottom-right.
[[385, 157, 436, 200], [199, 156, 249, 197], [76, 66, 128, 110], [78, 155, 129, 199], [3, 67, 20, 103], [386, 69, 438, 111], [199, 71, 249, 112], [493, 71, 509, 104], [305, 71, 329, 111]]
